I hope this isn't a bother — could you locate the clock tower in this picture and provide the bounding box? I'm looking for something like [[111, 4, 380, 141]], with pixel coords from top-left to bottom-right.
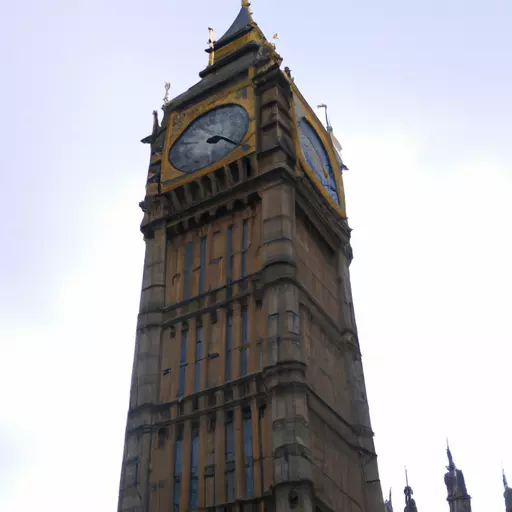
[[118, 3, 384, 512]]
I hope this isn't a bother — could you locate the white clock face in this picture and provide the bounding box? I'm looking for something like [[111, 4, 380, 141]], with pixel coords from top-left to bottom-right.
[[169, 104, 250, 173]]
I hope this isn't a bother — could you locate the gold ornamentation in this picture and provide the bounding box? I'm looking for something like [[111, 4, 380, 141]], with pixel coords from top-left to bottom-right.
[[208, 27, 215, 66], [242, 0, 253, 21]]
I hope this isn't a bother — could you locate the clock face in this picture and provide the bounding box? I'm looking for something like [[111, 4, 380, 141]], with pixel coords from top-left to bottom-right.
[[298, 119, 339, 205], [169, 104, 250, 173]]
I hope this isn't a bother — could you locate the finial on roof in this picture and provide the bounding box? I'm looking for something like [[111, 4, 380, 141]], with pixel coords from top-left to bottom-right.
[[384, 488, 393, 512], [504, 467, 512, 512], [151, 110, 159, 138], [215, 1, 254, 48], [404, 468, 418, 512], [208, 27, 215, 66], [162, 81, 171, 108], [446, 439, 456, 472], [242, 0, 253, 19]]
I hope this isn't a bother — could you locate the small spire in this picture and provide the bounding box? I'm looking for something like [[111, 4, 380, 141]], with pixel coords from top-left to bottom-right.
[[404, 468, 418, 512], [446, 439, 456, 471], [151, 110, 159, 138], [215, 1, 254, 47], [384, 488, 393, 512], [504, 468, 509, 490]]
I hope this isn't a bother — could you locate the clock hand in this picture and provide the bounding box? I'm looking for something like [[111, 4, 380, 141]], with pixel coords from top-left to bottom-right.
[[206, 135, 238, 146]]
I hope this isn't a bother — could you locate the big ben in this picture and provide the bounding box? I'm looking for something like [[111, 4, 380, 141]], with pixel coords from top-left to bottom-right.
[[117, 3, 384, 512]]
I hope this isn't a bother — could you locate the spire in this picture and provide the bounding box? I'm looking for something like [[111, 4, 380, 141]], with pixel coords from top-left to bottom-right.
[[215, 1, 254, 49], [446, 440, 456, 472], [384, 488, 393, 512], [404, 468, 418, 512], [504, 468, 512, 512], [443, 445, 471, 511]]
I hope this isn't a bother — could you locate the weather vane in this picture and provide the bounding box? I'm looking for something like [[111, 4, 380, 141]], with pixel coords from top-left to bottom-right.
[[163, 81, 171, 106], [208, 27, 215, 66]]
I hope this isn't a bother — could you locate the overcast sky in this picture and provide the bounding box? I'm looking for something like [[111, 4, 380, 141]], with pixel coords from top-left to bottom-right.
[[1, 0, 511, 511]]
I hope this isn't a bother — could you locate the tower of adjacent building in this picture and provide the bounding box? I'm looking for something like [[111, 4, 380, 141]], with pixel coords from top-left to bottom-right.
[[504, 470, 512, 512], [444, 447, 471, 512], [116, 3, 383, 512]]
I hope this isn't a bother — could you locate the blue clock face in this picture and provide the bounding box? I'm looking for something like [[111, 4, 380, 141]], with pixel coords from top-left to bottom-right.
[[169, 104, 250, 173], [298, 119, 339, 205]]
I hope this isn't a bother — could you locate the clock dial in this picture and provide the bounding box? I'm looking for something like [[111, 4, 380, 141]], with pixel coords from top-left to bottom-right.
[[298, 119, 339, 205], [169, 104, 250, 173]]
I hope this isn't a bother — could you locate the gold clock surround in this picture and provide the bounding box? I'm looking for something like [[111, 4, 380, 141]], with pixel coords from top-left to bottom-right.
[[161, 80, 257, 193]]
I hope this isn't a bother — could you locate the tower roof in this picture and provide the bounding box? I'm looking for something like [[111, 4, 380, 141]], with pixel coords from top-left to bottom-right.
[[215, 3, 254, 48]]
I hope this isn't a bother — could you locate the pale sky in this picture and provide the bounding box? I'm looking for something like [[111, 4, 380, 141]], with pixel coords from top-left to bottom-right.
[[1, 1, 511, 511]]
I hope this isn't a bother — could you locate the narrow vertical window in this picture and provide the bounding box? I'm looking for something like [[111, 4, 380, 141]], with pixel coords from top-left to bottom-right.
[[194, 325, 202, 394], [241, 220, 248, 277], [225, 313, 232, 382], [178, 328, 187, 398], [226, 471, 235, 503], [173, 425, 184, 512], [240, 309, 248, 376], [225, 411, 234, 462], [225, 410, 235, 502], [199, 236, 207, 294], [184, 241, 193, 300], [243, 408, 254, 497], [189, 424, 199, 511], [258, 406, 265, 494], [226, 226, 233, 285]]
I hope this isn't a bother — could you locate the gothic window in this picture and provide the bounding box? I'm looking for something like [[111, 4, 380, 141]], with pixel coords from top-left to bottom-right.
[[189, 425, 199, 511], [173, 425, 184, 511], [226, 470, 235, 503], [225, 411, 235, 462], [225, 313, 233, 382], [241, 220, 249, 277], [226, 226, 233, 285], [225, 410, 235, 502], [194, 326, 203, 393], [184, 242, 193, 300], [240, 309, 249, 376], [199, 236, 207, 294], [178, 328, 188, 398], [243, 408, 254, 497]]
